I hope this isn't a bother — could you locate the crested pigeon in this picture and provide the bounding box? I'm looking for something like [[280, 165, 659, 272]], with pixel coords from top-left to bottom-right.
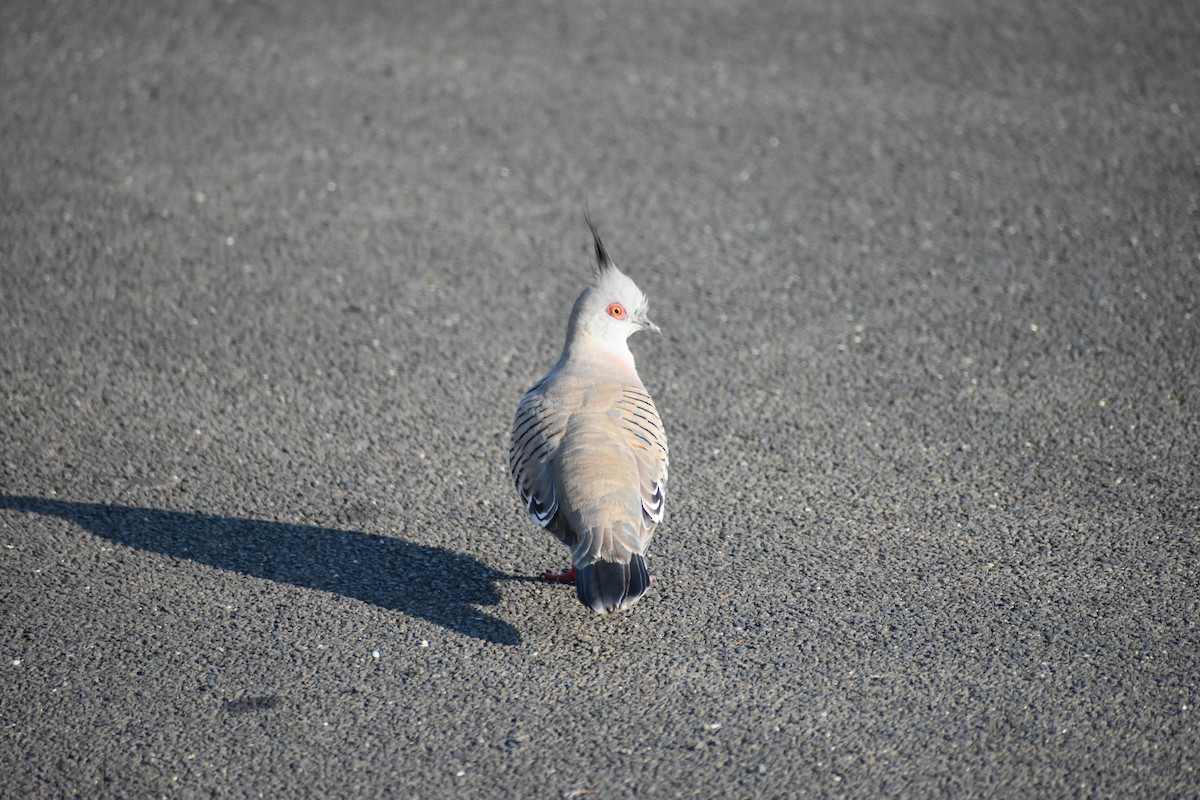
[[509, 217, 669, 614]]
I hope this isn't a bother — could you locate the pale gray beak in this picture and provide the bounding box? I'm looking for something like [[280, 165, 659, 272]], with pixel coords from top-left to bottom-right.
[[641, 318, 661, 335]]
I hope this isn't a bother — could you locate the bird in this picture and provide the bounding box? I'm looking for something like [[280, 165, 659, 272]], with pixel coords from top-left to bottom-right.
[[509, 214, 669, 614]]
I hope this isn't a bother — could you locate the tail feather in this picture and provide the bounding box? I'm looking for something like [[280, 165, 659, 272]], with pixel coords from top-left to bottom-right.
[[575, 555, 651, 614]]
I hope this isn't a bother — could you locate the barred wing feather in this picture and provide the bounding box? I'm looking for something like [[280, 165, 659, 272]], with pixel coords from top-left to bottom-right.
[[509, 384, 570, 545], [614, 385, 669, 536]]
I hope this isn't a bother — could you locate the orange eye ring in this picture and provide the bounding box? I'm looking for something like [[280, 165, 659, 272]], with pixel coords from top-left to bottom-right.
[[607, 303, 627, 320]]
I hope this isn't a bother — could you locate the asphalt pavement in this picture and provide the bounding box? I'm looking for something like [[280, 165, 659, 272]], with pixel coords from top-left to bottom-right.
[[2, 0, 1198, 796]]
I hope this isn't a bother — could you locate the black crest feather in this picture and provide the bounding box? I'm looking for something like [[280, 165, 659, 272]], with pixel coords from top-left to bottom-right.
[[584, 205, 614, 274]]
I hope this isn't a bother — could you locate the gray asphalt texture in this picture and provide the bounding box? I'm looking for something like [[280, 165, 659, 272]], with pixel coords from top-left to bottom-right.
[[2, 0, 1198, 797]]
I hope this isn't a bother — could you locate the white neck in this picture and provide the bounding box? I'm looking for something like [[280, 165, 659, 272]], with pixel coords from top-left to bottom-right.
[[560, 329, 638, 376]]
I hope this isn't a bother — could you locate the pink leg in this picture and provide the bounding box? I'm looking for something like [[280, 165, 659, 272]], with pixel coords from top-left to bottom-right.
[[542, 564, 576, 583]]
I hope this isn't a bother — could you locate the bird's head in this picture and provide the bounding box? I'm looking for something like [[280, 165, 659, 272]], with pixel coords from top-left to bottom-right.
[[566, 216, 660, 350]]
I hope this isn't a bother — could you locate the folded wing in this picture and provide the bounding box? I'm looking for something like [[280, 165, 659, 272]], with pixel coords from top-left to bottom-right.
[[509, 381, 571, 545]]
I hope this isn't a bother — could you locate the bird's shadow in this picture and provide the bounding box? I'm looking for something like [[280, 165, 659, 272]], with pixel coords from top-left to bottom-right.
[[0, 495, 521, 646]]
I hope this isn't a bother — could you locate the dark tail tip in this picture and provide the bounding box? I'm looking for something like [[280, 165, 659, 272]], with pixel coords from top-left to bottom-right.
[[575, 555, 651, 614]]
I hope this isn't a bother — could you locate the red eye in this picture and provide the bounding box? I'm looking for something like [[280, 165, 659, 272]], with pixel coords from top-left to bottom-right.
[[607, 303, 626, 319]]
